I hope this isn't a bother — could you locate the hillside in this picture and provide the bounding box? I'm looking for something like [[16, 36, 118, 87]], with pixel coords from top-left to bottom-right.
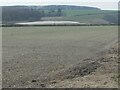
[[39, 5, 100, 10], [62, 10, 118, 24], [2, 5, 118, 25]]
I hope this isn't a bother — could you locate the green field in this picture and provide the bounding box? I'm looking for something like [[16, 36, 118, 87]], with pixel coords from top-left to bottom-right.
[[42, 10, 118, 24], [2, 26, 118, 88], [64, 10, 116, 16]]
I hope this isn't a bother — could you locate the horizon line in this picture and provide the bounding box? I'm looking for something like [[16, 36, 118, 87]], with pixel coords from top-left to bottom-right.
[[0, 4, 119, 10]]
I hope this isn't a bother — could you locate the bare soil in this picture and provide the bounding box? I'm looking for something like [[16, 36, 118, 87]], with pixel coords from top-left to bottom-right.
[[2, 26, 118, 88], [47, 42, 119, 88]]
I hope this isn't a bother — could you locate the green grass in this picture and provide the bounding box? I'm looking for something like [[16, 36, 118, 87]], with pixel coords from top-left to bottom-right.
[[63, 10, 117, 22], [42, 10, 117, 24], [63, 10, 115, 16]]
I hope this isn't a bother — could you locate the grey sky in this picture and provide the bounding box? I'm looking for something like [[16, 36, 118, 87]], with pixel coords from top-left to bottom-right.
[[1, 0, 119, 10]]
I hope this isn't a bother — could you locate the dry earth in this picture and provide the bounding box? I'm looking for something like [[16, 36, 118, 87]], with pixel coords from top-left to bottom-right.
[[46, 41, 119, 88], [2, 26, 118, 88]]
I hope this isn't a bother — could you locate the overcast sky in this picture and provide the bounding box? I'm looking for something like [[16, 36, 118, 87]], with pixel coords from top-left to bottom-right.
[[1, 0, 120, 10]]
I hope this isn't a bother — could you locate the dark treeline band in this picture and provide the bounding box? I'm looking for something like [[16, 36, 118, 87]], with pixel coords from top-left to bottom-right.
[[1, 24, 118, 27]]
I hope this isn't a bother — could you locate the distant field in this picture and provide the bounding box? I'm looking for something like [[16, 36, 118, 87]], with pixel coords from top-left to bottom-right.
[[42, 10, 117, 24], [2, 26, 118, 88], [16, 21, 81, 25], [63, 10, 116, 16]]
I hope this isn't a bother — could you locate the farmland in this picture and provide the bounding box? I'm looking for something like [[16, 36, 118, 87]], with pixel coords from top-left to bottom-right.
[[2, 26, 118, 88], [2, 6, 118, 25], [41, 10, 118, 24]]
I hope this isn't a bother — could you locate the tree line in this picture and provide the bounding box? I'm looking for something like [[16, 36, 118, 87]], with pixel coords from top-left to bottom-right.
[[2, 6, 63, 23]]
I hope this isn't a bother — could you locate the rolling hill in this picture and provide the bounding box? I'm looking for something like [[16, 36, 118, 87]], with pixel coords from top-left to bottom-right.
[[1, 5, 118, 25]]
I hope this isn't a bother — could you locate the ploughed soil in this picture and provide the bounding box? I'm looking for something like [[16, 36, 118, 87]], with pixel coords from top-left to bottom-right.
[[2, 26, 118, 88], [44, 41, 119, 88], [2, 41, 119, 88]]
